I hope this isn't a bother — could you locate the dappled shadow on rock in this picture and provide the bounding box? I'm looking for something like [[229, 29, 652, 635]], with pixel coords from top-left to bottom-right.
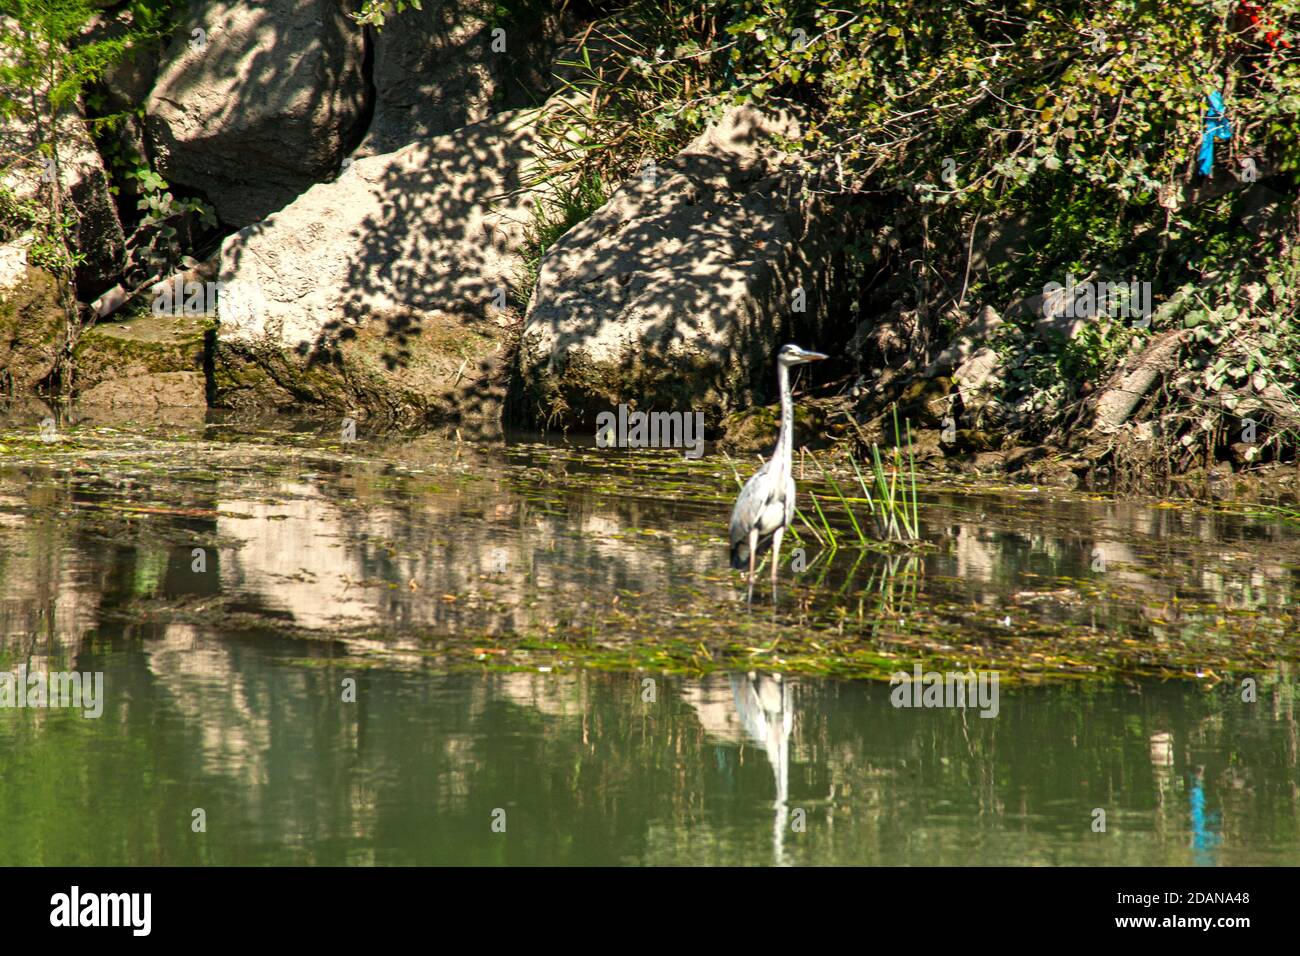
[[215, 109, 544, 429], [516, 106, 860, 430], [144, 0, 369, 228]]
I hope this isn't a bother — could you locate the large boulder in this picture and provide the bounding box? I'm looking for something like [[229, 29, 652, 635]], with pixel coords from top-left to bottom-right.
[[212, 108, 545, 427], [356, 0, 567, 158], [517, 106, 851, 428], [144, 0, 368, 227]]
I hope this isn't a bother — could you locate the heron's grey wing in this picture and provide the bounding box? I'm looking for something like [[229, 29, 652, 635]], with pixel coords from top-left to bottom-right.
[[729, 461, 774, 548]]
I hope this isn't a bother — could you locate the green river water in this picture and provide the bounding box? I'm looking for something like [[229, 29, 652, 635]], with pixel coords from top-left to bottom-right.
[[0, 411, 1296, 865]]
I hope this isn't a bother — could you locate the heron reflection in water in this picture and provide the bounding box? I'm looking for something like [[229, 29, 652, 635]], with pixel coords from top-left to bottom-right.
[[731, 671, 794, 865]]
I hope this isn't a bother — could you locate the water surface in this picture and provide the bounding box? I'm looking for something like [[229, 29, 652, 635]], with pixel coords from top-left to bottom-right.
[[1, 410, 1297, 865]]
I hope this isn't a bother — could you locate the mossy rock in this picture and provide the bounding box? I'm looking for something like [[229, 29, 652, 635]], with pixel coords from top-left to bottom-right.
[[898, 375, 953, 427], [717, 401, 828, 455], [213, 311, 507, 432], [0, 267, 65, 395], [76, 313, 210, 382], [513, 341, 739, 433], [74, 312, 211, 406]]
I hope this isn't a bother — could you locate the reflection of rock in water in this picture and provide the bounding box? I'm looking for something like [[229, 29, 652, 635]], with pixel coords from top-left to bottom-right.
[[0, 485, 102, 663], [144, 623, 274, 787], [730, 671, 794, 865]]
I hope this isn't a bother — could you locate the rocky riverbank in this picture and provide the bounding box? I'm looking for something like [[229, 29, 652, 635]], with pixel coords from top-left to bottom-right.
[[3, 2, 1297, 501]]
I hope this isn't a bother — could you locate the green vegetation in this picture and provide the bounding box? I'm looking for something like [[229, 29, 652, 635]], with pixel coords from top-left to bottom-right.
[[529, 0, 1300, 471], [4, 0, 1298, 480], [0, 0, 186, 390], [512, 171, 608, 309], [803, 411, 920, 545], [351, 0, 423, 29]]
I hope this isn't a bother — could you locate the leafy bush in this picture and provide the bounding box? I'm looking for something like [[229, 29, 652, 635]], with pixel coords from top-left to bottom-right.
[[531, 0, 1300, 461]]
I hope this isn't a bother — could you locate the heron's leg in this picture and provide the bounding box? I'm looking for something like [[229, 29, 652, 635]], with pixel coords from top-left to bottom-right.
[[771, 526, 784, 592], [747, 528, 758, 603]]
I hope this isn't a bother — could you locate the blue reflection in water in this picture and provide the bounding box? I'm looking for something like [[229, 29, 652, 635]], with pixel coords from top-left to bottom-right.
[[1189, 770, 1222, 866]]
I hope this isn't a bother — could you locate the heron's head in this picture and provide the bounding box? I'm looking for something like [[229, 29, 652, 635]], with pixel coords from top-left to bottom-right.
[[777, 343, 829, 366]]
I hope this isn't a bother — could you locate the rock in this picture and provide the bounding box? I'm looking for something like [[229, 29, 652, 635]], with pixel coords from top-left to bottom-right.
[[952, 346, 1002, 411], [898, 376, 952, 427], [0, 268, 65, 395], [1003, 292, 1085, 341], [907, 427, 945, 462], [356, 1, 566, 157], [970, 449, 1007, 471], [926, 305, 1002, 374], [79, 371, 207, 407], [73, 311, 210, 407], [212, 108, 545, 425], [144, 0, 368, 227], [0, 237, 33, 293], [717, 401, 827, 455], [520, 105, 853, 427], [1033, 297, 1087, 342]]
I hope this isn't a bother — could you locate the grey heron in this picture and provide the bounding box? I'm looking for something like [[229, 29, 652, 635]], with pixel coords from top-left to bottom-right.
[[729, 344, 828, 598]]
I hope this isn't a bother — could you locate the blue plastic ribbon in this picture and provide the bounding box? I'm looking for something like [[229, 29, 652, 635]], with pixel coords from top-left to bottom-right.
[[1197, 91, 1231, 176]]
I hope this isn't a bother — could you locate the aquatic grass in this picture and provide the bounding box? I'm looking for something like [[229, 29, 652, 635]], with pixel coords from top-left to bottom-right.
[[1238, 500, 1300, 525], [807, 411, 922, 546], [794, 504, 826, 547], [815, 457, 868, 544], [807, 490, 837, 544]]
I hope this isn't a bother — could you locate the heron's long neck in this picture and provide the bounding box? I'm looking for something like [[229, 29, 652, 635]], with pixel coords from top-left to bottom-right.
[[775, 362, 794, 468]]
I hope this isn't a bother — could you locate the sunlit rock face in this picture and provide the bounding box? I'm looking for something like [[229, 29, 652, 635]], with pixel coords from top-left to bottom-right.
[[519, 106, 854, 429], [211, 109, 546, 427], [144, 0, 368, 228]]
